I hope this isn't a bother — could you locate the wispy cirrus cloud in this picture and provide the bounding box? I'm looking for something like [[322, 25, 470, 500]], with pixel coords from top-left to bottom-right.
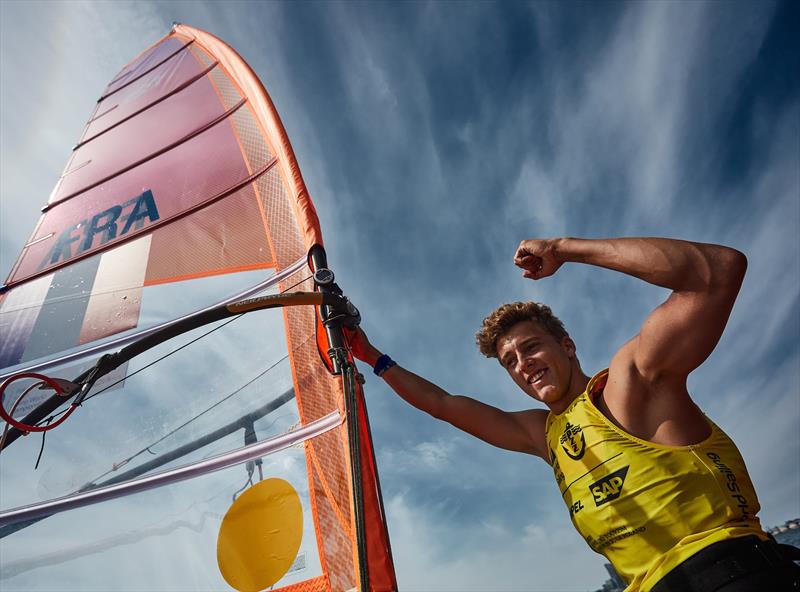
[[1, 1, 797, 590]]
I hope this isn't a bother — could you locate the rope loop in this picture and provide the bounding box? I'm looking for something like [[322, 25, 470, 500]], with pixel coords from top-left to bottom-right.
[[0, 373, 75, 433]]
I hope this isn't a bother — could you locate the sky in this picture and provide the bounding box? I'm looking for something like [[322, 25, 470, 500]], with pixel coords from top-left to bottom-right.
[[1, 1, 799, 591]]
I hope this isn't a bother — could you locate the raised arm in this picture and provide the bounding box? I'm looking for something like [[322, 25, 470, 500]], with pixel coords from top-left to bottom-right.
[[515, 237, 747, 443], [515, 237, 747, 381], [347, 329, 549, 459]]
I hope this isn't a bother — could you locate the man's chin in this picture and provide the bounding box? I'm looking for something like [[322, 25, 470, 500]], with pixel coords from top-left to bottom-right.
[[535, 386, 561, 403], [521, 381, 559, 404]]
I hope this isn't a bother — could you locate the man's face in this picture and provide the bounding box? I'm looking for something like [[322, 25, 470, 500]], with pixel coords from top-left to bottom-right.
[[495, 320, 576, 407]]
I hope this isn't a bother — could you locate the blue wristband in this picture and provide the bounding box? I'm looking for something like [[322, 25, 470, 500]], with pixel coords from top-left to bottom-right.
[[373, 354, 397, 377]]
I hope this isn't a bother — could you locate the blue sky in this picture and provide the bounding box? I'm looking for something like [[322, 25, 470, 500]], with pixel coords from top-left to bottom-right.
[[1, 1, 799, 590]]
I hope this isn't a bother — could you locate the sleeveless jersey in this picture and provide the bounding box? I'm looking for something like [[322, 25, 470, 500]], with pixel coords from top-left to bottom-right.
[[545, 369, 767, 591]]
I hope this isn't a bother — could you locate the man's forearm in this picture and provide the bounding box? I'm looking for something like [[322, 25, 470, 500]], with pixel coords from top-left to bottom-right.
[[553, 237, 746, 292], [355, 341, 450, 418], [380, 365, 451, 419]]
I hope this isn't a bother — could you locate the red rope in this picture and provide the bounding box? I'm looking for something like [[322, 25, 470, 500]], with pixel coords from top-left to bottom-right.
[[0, 373, 75, 433]]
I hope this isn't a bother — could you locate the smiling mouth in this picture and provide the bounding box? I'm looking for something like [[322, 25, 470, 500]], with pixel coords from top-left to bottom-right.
[[530, 368, 547, 384]]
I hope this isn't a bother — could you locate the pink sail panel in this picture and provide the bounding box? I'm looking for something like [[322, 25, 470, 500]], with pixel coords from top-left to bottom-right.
[[55, 66, 236, 204], [9, 113, 267, 286], [80, 42, 208, 146], [102, 37, 190, 99]]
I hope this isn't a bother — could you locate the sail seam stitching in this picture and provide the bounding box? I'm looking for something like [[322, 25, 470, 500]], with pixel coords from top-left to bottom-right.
[[88, 103, 118, 124]]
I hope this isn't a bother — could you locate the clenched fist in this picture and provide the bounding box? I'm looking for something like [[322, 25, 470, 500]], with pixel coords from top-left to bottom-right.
[[514, 239, 563, 280]]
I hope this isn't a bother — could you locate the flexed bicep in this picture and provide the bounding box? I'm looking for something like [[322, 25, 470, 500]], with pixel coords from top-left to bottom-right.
[[624, 251, 747, 382]]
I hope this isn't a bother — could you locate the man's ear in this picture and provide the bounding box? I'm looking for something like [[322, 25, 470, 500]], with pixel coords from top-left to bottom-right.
[[561, 336, 576, 358]]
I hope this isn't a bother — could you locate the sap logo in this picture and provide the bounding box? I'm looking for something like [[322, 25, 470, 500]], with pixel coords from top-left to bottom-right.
[[559, 422, 586, 460], [44, 190, 159, 266], [589, 466, 629, 507]]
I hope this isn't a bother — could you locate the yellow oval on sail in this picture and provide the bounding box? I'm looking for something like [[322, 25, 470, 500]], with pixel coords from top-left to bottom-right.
[[217, 478, 303, 591]]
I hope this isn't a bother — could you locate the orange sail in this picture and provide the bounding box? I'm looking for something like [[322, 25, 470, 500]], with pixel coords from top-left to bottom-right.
[[0, 23, 396, 592]]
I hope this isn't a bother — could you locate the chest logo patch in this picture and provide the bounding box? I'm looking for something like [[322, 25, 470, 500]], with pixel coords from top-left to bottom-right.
[[590, 465, 629, 506], [559, 422, 586, 460]]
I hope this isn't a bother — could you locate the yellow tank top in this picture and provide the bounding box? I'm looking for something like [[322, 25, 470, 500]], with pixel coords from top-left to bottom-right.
[[545, 370, 768, 592]]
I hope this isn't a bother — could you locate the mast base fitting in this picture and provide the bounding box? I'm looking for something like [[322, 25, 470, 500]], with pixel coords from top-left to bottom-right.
[[322, 296, 361, 330]]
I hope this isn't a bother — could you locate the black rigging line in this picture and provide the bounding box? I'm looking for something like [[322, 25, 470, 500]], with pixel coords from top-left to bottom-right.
[[24, 274, 314, 482], [88, 350, 294, 484], [0, 387, 297, 539], [79, 275, 314, 482], [34, 419, 52, 470], [231, 467, 254, 502], [31, 273, 312, 428], [47, 314, 243, 422]]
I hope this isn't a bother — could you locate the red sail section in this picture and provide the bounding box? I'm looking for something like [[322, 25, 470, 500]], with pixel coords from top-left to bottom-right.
[[170, 24, 394, 590]]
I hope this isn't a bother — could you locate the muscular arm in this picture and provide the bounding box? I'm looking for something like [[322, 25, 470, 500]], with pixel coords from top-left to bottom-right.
[[516, 237, 747, 443], [517, 237, 747, 381], [348, 331, 548, 459]]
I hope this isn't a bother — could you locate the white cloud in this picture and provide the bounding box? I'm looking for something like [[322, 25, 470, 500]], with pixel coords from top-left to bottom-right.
[[386, 492, 607, 591]]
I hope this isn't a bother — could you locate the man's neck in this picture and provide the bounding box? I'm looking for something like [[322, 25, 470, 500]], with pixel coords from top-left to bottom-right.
[[548, 367, 591, 415]]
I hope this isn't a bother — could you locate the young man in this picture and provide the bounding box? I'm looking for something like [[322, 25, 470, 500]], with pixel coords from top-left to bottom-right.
[[349, 237, 800, 592]]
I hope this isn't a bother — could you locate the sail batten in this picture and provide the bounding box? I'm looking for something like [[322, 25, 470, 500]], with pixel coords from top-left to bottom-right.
[[75, 61, 220, 153], [50, 84, 242, 209], [99, 39, 196, 103]]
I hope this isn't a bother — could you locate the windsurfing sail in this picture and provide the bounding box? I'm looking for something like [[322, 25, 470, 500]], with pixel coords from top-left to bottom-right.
[[0, 23, 396, 592]]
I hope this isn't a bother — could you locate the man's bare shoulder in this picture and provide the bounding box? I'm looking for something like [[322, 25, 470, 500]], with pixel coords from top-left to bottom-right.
[[604, 344, 710, 445]]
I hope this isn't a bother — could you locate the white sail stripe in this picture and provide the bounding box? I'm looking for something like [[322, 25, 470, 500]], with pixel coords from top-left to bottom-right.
[[79, 235, 151, 344], [0, 409, 342, 528], [0, 256, 307, 380]]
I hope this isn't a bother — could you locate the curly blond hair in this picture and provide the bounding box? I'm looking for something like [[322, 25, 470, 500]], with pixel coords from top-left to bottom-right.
[[475, 302, 569, 359]]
